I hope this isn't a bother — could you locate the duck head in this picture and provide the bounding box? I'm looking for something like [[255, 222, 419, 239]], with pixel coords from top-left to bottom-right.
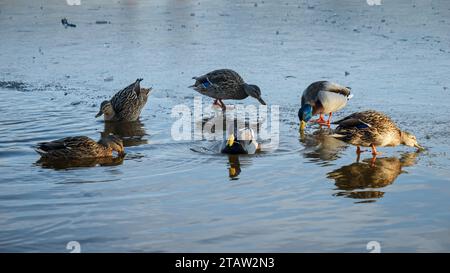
[[400, 131, 423, 150], [298, 104, 313, 131], [99, 135, 125, 157], [222, 128, 257, 154], [243, 84, 266, 105], [96, 100, 115, 120]]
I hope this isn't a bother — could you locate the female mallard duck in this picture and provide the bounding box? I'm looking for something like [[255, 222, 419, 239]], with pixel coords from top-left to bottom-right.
[[35, 135, 125, 160], [96, 78, 152, 121], [331, 110, 422, 156], [298, 81, 352, 130], [221, 128, 260, 154], [190, 69, 266, 111]]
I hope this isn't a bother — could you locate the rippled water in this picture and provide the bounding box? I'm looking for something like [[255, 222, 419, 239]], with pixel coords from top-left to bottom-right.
[[1, 0, 450, 252]]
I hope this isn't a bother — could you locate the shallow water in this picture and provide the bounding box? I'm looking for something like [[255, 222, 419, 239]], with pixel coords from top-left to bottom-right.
[[1, 0, 450, 252]]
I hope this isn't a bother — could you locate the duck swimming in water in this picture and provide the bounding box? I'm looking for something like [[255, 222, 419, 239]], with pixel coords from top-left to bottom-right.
[[190, 69, 266, 111], [331, 110, 422, 157], [35, 135, 125, 160], [221, 128, 260, 154], [96, 78, 152, 121], [298, 81, 352, 131]]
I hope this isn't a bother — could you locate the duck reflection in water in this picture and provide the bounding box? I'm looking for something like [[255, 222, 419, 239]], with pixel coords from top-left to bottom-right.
[[227, 155, 242, 179], [327, 152, 418, 202], [299, 127, 348, 163], [37, 156, 124, 170], [101, 120, 147, 147]]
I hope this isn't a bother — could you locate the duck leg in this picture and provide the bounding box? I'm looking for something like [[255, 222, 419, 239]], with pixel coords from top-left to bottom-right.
[[356, 146, 364, 154], [212, 99, 226, 111], [326, 112, 333, 125], [370, 144, 381, 156], [218, 99, 226, 111], [311, 114, 326, 124]]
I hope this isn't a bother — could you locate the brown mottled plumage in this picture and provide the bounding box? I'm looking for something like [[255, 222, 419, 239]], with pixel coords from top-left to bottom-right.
[[96, 78, 152, 121], [189, 69, 266, 110], [35, 135, 124, 160], [331, 110, 422, 155]]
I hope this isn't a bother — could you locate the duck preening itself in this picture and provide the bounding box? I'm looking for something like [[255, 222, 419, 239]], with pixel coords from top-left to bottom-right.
[[190, 69, 266, 111], [96, 78, 152, 121], [35, 135, 125, 160], [221, 128, 260, 154], [331, 110, 422, 156], [298, 81, 352, 131]]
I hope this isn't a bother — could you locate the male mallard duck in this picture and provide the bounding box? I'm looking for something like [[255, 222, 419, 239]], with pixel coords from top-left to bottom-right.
[[190, 69, 266, 110], [35, 135, 125, 160], [96, 78, 152, 121], [221, 128, 260, 154], [298, 81, 352, 130], [331, 110, 422, 156]]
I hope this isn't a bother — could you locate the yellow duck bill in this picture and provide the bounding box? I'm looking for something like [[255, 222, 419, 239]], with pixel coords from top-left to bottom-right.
[[300, 120, 307, 131], [226, 134, 235, 147]]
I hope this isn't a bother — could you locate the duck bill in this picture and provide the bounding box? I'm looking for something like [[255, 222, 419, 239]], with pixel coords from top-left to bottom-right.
[[257, 97, 266, 105], [226, 134, 235, 147], [95, 110, 103, 118], [300, 120, 306, 131], [414, 143, 425, 151], [229, 167, 237, 177]]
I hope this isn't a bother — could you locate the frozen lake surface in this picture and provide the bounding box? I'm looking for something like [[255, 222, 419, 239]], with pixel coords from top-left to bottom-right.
[[1, 0, 450, 252]]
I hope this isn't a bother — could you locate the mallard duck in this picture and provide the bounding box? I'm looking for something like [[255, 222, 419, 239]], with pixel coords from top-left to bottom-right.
[[189, 69, 266, 110], [35, 135, 125, 160], [96, 78, 152, 121], [298, 81, 352, 131], [331, 110, 422, 156], [221, 128, 260, 154]]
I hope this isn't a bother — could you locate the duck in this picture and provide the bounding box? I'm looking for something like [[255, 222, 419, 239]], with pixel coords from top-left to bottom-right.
[[189, 69, 266, 111], [298, 81, 352, 131], [96, 78, 152, 121], [221, 128, 260, 154], [35, 135, 125, 160], [331, 110, 422, 157]]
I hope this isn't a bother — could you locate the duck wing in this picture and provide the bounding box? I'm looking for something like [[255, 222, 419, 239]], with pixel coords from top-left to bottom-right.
[[302, 81, 352, 113], [191, 69, 244, 93], [110, 78, 143, 114], [36, 136, 98, 158], [333, 117, 371, 130], [324, 82, 351, 97]]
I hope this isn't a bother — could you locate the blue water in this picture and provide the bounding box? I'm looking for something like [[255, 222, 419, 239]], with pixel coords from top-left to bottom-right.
[[1, 0, 450, 252]]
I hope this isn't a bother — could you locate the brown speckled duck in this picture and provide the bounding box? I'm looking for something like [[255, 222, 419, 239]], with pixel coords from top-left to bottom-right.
[[189, 69, 266, 110], [331, 110, 422, 156], [96, 78, 152, 121], [35, 135, 124, 160]]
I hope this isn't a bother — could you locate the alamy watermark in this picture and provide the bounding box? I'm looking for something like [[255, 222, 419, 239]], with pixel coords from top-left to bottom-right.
[[366, 241, 381, 253], [66, 241, 81, 253], [366, 0, 382, 6], [66, 0, 81, 5], [171, 97, 279, 150]]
